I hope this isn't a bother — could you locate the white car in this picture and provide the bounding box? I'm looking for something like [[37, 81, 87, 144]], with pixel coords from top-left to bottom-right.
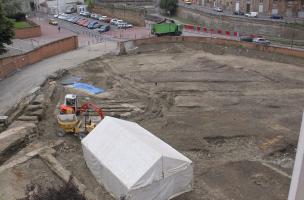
[[253, 38, 271, 45], [125, 23, 133, 28], [245, 12, 258, 17], [213, 7, 223, 12], [115, 20, 124, 26], [110, 18, 118, 25], [91, 13, 99, 19], [117, 23, 127, 29], [80, 11, 91, 17], [58, 13, 68, 19], [99, 16, 107, 21]]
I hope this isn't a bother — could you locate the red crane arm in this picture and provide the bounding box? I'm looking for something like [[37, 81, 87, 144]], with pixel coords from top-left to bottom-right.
[[79, 102, 105, 119]]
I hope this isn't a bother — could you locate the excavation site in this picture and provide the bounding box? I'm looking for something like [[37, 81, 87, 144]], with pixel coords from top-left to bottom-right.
[[1, 40, 304, 200]]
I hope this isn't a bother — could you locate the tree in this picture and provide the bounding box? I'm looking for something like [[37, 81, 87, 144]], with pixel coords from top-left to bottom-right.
[[86, 0, 95, 12], [0, 1, 14, 54], [160, 0, 178, 16], [0, 0, 21, 16]]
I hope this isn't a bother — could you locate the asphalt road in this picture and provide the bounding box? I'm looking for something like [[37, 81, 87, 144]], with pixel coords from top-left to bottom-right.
[[0, 42, 117, 115], [179, 3, 304, 23]]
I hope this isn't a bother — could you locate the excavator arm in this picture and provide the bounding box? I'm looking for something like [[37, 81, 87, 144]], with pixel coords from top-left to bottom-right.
[[79, 102, 105, 119]]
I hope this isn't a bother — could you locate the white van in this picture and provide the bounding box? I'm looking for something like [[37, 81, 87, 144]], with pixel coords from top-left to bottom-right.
[[245, 12, 258, 17]]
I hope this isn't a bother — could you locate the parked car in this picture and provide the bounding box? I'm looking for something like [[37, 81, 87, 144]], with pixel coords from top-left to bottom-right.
[[49, 19, 58, 25], [245, 12, 258, 17], [270, 14, 283, 19], [213, 7, 223, 12], [88, 21, 99, 29], [117, 23, 127, 29], [115, 20, 124, 26], [72, 17, 80, 23], [103, 17, 111, 23], [76, 18, 85, 25], [67, 16, 76, 22], [97, 25, 110, 33], [110, 18, 118, 25], [78, 19, 88, 26], [184, 0, 192, 5], [80, 11, 91, 17], [99, 16, 110, 23], [90, 13, 99, 19], [82, 20, 91, 27], [125, 23, 133, 28], [233, 11, 244, 15], [58, 13, 67, 19], [253, 37, 271, 45], [93, 23, 102, 29], [240, 35, 254, 42]]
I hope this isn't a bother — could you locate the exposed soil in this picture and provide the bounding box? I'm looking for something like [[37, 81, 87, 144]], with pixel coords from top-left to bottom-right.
[[2, 42, 304, 200]]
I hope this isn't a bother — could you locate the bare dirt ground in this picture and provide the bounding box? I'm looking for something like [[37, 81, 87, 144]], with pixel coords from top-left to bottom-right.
[[2, 42, 304, 200]]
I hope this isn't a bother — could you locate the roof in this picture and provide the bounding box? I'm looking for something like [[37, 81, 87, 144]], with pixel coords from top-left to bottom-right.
[[81, 116, 191, 189]]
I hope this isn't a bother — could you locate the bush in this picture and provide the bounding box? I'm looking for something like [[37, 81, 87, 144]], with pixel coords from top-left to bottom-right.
[[160, 0, 178, 16], [7, 12, 26, 21]]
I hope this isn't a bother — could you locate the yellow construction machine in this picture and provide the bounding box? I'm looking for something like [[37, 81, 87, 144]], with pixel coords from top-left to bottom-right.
[[57, 94, 104, 138]]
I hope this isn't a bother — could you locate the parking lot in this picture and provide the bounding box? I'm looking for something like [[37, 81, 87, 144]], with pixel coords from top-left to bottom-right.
[[52, 12, 150, 42]]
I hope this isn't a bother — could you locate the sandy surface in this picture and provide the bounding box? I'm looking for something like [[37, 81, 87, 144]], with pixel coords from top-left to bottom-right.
[[2, 42, 304, 199]]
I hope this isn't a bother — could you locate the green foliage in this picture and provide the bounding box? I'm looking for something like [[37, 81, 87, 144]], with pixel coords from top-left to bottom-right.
[[160, 0, 178, 16], [86, 0, 95, 11], [0, 1, 14, 54], [0, 0, 21, 16], [13, 21, 32, 29]]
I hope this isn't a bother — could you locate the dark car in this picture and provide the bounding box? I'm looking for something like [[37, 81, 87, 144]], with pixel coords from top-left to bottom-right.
[[87, 21, 98, 29], [97, 25, 110, 33], [71, 17, 79, 23], [270, 14, 283, 19], [240, 35, 254, 42], [233, 11, 244, 15], [93, 23, 102, 29]]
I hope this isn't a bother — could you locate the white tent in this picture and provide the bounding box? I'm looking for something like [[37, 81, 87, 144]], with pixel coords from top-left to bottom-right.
[[81, 116, 193, 200]]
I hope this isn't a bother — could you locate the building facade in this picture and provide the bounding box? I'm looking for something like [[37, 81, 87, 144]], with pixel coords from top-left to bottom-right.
[[192, 0, 304, 17]]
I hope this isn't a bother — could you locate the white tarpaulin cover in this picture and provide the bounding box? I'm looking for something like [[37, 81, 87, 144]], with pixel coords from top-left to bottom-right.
[[81, 116, 193, 200]]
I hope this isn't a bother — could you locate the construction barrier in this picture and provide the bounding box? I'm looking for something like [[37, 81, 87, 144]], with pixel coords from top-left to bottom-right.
[[183, 24, 239, 38]]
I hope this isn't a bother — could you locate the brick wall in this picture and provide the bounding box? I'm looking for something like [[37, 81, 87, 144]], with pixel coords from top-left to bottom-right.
[[124, 36, 304, 58], [14, 20, 42, 39], [0, 36, 78, 79]]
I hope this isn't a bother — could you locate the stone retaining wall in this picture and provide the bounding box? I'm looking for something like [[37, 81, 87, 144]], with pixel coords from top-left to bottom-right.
[[124, 36, 304, 59]]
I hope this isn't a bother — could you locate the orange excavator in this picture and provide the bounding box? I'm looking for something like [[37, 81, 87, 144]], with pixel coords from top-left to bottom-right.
[[59, 94, 104, 118], [57, 94, 104, 138]]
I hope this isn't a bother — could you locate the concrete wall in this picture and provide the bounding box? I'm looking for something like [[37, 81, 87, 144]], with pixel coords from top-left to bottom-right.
[[123, 36, 304, 58], [0, 36, 78, 79], [92, 4, 146, 26], [14, 20, 42, 39], [176, 6, 304, 40]]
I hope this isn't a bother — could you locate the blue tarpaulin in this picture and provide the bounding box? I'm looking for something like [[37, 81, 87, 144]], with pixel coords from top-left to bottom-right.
[[72, 83, 105, 94]]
